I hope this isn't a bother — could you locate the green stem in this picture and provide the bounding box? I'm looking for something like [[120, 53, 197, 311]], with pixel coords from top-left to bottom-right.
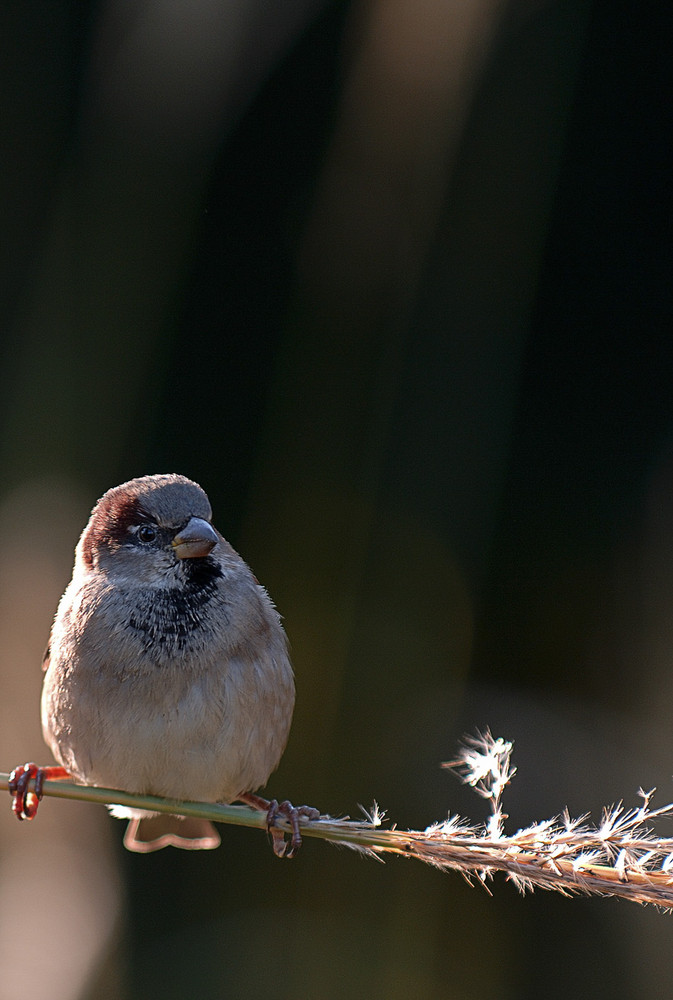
[[5, 770, 673, 909], [0, 772, 389, 851]]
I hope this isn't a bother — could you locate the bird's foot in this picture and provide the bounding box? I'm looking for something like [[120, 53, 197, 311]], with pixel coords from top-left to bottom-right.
[[238, 792, 321, 858], [9, 763, 70, 820]]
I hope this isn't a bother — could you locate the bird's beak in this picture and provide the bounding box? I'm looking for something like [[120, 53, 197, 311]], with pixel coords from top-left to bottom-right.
[[172, 517, 218, 559]]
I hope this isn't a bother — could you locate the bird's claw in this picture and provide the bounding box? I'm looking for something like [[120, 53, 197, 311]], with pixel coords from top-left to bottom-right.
[[239, 793, 321, 858], [9, 763, 44, 820], [8, 763, 69, 820], [266, 799, 321, 858]]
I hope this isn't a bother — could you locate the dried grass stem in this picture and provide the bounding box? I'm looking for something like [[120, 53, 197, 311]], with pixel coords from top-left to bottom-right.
[[5, 731, 673, 909]]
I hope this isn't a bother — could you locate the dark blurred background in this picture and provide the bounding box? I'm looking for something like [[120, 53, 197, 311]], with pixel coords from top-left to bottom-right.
[[2, 1, 673, 997]]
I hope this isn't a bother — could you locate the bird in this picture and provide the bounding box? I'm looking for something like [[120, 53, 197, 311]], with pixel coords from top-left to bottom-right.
[[9, 474, 318, 855]]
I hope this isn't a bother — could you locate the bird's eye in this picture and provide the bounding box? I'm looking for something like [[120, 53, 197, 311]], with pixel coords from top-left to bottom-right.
[[137, 524, 157, 543]]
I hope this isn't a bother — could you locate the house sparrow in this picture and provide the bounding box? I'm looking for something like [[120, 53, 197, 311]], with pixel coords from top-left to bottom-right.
[[9, 474, 318, 855]]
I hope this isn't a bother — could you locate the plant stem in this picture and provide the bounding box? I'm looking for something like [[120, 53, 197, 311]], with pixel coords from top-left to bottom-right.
[[5, 749, 673, 911]]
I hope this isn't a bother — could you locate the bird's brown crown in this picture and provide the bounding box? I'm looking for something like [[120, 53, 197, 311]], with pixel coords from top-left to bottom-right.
[[80, 474, 212, 567]]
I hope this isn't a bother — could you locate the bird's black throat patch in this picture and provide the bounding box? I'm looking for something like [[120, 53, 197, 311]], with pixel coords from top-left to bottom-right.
[[124, 557, 225, 654]]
